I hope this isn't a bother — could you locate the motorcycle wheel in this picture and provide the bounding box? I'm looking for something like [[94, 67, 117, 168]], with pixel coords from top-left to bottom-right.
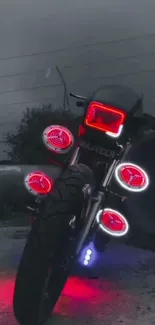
[[13, 163, 94, 325]]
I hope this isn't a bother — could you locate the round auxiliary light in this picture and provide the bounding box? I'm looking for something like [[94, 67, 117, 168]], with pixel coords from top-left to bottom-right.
[[42, 125, 74, 154], [115, 162, 149, 192], [96, 208, 129, 237], [24, 171, 53, 195]]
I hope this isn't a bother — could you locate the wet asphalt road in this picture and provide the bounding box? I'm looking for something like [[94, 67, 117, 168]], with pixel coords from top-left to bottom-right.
[[1, 226, 155, 325]]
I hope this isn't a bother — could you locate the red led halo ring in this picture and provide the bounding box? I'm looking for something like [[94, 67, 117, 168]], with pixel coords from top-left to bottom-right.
[[115, 162, 149, 192], [24, 171, 53, 196], [42, 125, 74, 154], [96, 208, 129, 237]]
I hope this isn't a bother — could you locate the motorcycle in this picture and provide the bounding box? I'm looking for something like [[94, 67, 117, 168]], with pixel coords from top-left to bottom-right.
[[13, 84, 155, 325]]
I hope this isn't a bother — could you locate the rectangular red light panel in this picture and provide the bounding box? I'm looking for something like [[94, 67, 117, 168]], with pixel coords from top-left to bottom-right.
[[84, 101, 127, 137]]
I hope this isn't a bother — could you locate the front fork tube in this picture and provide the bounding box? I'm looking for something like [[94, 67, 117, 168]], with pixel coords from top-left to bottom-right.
[[76, 159, 119, 256], [76, 191, 104, 255]]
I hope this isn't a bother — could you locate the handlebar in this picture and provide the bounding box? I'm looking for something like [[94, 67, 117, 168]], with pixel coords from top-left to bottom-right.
[[69, 92, 87, 100], [69, 92, 155, 132], [69, 92, 87, 108], [76, 101, 85, 107], [57, 66, 155, 133]]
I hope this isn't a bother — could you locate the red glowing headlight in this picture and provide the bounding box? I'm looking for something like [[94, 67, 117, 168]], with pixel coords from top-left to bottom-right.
[[84, 101, 127, 137], [42, 125, 74, 154], [96, 208, 129, 237], [115, 162, 149, 192], [24, 171, 54, 195]]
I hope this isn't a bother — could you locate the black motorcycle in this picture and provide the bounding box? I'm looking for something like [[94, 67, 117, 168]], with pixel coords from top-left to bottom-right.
[[13, 84, 154, 325]]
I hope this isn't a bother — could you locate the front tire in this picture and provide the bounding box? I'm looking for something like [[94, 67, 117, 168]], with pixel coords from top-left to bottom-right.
[[13, 164, 94, 325]]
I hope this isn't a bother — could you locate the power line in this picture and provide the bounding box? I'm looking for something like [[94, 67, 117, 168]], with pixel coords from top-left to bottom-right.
[[0, 50, 155, 80], [0, 32, 155, 61], [0, 66, 155, 96]]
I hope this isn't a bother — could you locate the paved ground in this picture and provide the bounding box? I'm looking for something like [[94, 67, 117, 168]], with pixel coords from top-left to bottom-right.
[[1, 226, 155, 325]]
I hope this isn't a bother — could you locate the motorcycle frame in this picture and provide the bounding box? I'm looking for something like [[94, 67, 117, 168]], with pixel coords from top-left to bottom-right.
[[68, 132, 133, 255]]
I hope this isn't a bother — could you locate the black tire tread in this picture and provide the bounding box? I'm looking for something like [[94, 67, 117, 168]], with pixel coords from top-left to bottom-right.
[[13, 163, 94, 325]]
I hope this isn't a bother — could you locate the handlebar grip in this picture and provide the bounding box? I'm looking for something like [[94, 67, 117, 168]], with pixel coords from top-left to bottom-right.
[[70, 92, 87, 100], [76, 101, 85, 107]]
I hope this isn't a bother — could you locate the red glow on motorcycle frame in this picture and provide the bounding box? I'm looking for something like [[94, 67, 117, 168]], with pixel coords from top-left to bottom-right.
[[96, 208, 129, 237], [115, 162, 149, 192], [84, 101, 127, 137], [24, 171, 54, 196]]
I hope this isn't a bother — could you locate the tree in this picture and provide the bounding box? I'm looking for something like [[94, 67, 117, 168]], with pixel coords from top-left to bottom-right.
[[5, 105, 81, 164]]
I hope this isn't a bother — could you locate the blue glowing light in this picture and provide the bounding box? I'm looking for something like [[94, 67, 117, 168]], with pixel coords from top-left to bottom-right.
[[79, 242, 96, 267]]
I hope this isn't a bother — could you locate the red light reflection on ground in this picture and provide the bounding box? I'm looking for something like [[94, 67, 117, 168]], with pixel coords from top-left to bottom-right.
[[54, 276, 136, 318], [0, 273, 140, 323], [0, 275, 14, 309], [0, 274, 18, 325]]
